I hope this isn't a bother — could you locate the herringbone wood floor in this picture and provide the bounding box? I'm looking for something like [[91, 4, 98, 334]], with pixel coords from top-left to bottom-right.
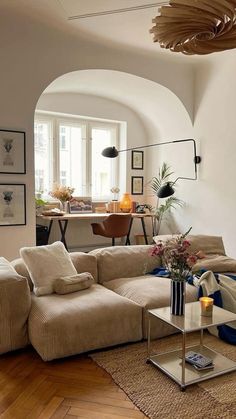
[[0, 347, 148, 419]]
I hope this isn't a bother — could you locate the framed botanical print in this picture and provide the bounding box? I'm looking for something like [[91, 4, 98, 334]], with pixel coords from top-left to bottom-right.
[[0, 184, 26, 226], [131, 176, 143, 195], [0, 129, 26, 174], [131, 150, 143, 170]]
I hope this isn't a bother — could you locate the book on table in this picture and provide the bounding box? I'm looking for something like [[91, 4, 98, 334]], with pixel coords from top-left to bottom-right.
[[185, 351, 214, 370]]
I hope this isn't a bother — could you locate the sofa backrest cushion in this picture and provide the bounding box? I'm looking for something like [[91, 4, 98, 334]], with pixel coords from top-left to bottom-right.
[[11, 250, 98, 291], [70, 252, 98, 283], [90, 245, 161, 284], [153, 234, 225, 256]]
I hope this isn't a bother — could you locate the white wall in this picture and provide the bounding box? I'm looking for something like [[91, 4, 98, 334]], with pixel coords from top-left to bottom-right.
[[0, 5, 194, 259], [37, 92, 149, 250], [189, 56, 236, 257]]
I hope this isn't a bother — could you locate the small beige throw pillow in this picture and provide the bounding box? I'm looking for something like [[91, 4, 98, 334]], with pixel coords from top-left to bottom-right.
[[54, 272, 94, 294], [20, 241, 77, 296]]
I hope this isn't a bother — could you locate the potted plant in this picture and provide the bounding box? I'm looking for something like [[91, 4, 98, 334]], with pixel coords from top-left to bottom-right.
[[148, 162, 183, 235]]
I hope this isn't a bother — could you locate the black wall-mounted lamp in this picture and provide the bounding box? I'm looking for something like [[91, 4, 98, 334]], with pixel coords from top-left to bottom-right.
[[102, 138, 201, 198]]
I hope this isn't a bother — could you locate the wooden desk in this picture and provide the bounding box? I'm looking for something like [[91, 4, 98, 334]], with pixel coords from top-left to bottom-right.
[[37, 212, 153, 250]]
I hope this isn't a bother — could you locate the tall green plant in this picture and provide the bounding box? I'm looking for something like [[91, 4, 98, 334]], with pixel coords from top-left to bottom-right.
[[149, 162, 183, 235]]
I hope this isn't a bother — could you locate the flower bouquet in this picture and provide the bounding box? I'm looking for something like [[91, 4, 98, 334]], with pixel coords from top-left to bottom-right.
[[150, 227, 198, 315], [50, 184, 74, 212]]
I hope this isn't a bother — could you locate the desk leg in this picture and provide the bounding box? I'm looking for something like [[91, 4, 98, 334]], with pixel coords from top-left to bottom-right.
[[141, 217, 148, 244], [47, 220, 53, 244], [125, 218, 133, 245], [58, 220, 69, 250]]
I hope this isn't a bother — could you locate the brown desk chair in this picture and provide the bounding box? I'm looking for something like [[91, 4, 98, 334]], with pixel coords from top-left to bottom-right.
[[91, 214, 132, 246]]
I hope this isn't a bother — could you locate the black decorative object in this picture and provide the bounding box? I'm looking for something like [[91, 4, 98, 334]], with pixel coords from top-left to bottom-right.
[[170, 280, 185, 316], [157, 181, 175, 198], [102, 138, 201, 198]]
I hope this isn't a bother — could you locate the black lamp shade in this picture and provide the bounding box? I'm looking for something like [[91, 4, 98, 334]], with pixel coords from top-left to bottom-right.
[[157, 182, 175, 198], [102, 146, 119, 158]]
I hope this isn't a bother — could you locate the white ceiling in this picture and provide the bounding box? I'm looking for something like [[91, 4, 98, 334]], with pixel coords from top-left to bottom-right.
[[3, 0, 197, 60], [61, 0, 167, 54]]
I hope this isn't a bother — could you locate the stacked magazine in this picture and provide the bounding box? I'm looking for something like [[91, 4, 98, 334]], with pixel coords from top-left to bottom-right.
[[185, 351, 214, 371]]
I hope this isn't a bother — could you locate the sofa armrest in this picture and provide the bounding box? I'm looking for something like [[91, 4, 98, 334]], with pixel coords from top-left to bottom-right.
[[0, 257, 31, 354]]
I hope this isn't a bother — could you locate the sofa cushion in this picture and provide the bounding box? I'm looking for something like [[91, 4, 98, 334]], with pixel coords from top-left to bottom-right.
[[90, 245, 160, 284], [70, 252, 98, 283], [54, 272, 94, 294], [28, 284, 142, 361], [104, 275, 198, 338], [20, 242, 77, 296], [11, 251, 98, 291], [153, 234, 225, 256], [192, 255, 236, 273], [0, 257, 31, 354]]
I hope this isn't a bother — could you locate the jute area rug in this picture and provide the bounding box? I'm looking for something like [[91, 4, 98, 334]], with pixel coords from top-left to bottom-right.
[[91, 333, 236, 419]]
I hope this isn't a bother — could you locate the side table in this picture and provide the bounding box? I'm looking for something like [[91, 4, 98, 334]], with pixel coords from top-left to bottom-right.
[[147, 302, 236, 390]]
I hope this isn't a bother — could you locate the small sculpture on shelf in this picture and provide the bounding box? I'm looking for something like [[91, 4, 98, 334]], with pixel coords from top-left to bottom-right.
[[110, 186, 120, 201]]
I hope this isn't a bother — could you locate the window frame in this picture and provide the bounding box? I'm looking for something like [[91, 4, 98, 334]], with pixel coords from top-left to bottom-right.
[[34, 115, 54, 195], [35, 112, 119, 201]]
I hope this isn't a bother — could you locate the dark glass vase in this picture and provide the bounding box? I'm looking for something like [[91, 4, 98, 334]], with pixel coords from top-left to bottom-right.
[[170, 280, 185, 315]]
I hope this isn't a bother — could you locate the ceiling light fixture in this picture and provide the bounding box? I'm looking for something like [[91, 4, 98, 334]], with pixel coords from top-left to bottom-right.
[[68, 2, 168, 20], [150, 0, 236, 55]]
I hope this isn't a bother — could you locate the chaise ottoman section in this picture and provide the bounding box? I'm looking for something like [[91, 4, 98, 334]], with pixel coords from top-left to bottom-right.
[[104, 275, 198, 338], [28, 284, 142, 361]]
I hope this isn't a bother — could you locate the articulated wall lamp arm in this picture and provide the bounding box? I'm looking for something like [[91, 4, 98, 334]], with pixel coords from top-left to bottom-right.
[[102, 138, 201, 198]]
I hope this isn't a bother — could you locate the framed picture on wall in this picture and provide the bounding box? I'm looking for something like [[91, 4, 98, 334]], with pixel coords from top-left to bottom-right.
[[69, 196, 93, 213], [131, 176, 143, 195], [0, 184, 26, 226], [131, 150, 143, 170], [0, 129, 26, 174]]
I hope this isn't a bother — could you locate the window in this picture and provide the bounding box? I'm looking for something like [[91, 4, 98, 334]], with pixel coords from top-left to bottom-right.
[[91, 126, 117, 199], [34, 113, 119, 200], [34, 119, 52, 195]]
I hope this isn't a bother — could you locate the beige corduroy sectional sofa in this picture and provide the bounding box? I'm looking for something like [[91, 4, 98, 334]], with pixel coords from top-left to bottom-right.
[[1, 235, 233, 361]]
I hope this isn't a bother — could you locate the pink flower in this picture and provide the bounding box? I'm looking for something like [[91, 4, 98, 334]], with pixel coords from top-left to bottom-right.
[[150, 228, 196, 280], [187, 255, 198, 267]]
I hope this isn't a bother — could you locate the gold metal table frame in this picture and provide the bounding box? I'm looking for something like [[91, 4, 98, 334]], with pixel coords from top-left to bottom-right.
[[147, 302, 236, 391]]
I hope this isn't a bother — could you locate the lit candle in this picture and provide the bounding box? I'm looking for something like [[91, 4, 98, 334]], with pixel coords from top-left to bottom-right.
[[199, 297, 214, 317]]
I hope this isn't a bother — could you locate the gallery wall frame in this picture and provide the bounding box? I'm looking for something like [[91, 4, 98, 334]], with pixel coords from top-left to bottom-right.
[[131, 176, 144, 195], [0, 129, 26, 174], [131, 150, 143, 170], [0, 184, 26, 226]]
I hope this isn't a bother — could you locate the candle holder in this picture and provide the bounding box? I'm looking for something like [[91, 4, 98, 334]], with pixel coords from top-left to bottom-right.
[[199, 297, 214, 317]]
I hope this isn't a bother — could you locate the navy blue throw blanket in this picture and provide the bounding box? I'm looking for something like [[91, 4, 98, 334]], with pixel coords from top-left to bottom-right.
[[149, 267, 236, 345]]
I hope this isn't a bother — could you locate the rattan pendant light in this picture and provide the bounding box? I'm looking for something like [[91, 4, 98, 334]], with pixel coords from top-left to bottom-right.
[[150, 0, 236, 55]]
